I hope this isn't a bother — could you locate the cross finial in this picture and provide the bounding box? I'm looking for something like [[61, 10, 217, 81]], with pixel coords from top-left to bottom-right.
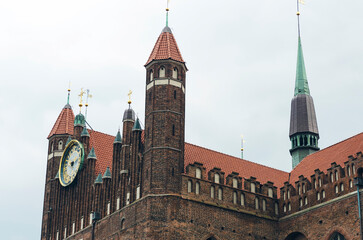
[[78, 88, 85, 113], [127, 90, 133, 105]]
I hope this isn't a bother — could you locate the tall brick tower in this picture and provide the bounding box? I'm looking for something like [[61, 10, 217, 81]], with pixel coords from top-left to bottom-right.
[[143, 23, 187, 195]]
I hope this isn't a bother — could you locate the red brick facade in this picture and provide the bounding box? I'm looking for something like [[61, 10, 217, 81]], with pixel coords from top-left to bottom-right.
[[41, 27, 363, 240]]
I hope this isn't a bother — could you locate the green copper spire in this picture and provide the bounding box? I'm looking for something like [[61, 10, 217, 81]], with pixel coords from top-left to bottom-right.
[[94, 173, 103, 184], [114, 129, 122, 144], [87, 147, 97, 160], [132, 118, 142, 131], [294, 37, 310, 96], [102, 167, 111, 179], [74, 113, 85, 126]]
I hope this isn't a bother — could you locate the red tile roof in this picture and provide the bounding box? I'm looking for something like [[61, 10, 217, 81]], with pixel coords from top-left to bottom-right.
[[145, 30, 184, 65], [290, 132, 363, 183], [48, 106, 75, 138], [184, 143, 289, 188], [89, 130, 115, 176]]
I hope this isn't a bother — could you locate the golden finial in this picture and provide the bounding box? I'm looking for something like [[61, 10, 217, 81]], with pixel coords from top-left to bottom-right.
[[67, 82, 71, 104], [78, 88, 85, 113], [127, 90, 133, 105]]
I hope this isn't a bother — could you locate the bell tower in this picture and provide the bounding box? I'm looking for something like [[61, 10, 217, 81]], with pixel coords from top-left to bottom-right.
[[289, 3, 320, 168], [143, 16, 187, 195]]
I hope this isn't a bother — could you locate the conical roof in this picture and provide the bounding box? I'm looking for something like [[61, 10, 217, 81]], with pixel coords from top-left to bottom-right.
[[145, 26, 185, 66], [94, 173, 103, 184], [132, 118, 142, 131], [102, 167, 111, 179], [114, 129, 122, 144], [294, 37, 310, 96], [48, 106, 75, 139], [87, 147, 97, 160], [81, 127, 90, 137]]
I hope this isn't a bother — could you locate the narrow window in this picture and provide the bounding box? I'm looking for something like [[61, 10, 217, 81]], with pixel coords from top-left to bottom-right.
[[319, 178, 322, 187], [149, 70, 154, 81], [283, 191, 286, 200], [288, 203, 291, 211], [340, 183, 344, 192], [287, 189, 290, 199], [159, 66, 166, 77], [283, 204, 287, 213], [335, 171, 339, 181], [303, 183, 306, 193], [262, 199, 266, 211], [195, 182, 200, 195], [350, 180, 353, 188], [268, 188, 273, 198], [218, 188, 223, 200], [58, 140, 63, 150], [195, 168, 202, 179], [117, 197, 120, 210], [126, 192, 130, 205], [251, 182, 256, 193], [299, 198, 303, 207], [335, 185, 339, 194], [353, 164, 356, 175], [51, 142, 54, 152], [187, 180, 192, 193], [313, 179, 317, 189], [172, 125, 175, 136], [330, 173, 334, 182], [120, 218, 125, 230], [64, 227, 67, 239], [89, 213, 93, 225], [81, 217, 84, 230], [233, 192, 237, 204], [172, 67, 178, 79], [107, 202, 110, 215], [322, 190, 326, 199], [317, 192, 320, 200], [241, 193, 245, 206], [171, 168, 174, 176], [255, 198, 259, 210], [298, 185, 301, 195], [348, 166, 351, 176], [304, 197, 308, 205], [210, 186, 215, 198], [72, 222, 75, 234], [136, 186, 140, 199], [232, 178, 238, 188], [56, 231, 59, 240], [174, 90, 177, 99], [214, 173, 220, 184], [275, 202, 279, 215]]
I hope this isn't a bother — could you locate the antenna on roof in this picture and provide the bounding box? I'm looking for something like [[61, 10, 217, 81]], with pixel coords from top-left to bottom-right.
[[296, 0, 305, 38], [241, 135, 245, 159], [166, 0, 170, 27], [85, 89, 92, 120]]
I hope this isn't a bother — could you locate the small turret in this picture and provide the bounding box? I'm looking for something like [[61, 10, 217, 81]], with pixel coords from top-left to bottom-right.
[[103, 167, 112, 179], [94, 173, 103, 184], [132, 118, 142, 131], [87, 147, 97, 160], [114, 129, 122, 144]]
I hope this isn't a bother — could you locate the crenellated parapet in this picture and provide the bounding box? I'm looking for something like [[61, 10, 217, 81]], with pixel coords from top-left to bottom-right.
[[183, 162, 280, 219], [280, 152, 363, 217]]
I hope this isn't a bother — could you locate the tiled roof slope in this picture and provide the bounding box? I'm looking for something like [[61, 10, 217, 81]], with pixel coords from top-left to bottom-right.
[[290, 132, 363, 183], [89, 130, 114, 176], [184, 143, 289, 188], [48, 106, 75, 139], [145, 29, 184, 65]]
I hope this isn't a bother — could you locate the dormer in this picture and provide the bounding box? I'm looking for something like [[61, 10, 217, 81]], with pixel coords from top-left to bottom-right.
[[186, 162, 206, 179], [244, 177, 261, 194], [226, 172, 242, 189], [208, 168, 225, 184], [262, 181, 277, 198], [295, 175, 310, 195]]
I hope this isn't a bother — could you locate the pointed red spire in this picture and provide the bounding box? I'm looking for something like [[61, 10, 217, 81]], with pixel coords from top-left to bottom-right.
[[145, 26, 185, 66], [47, 105, 75, 139]]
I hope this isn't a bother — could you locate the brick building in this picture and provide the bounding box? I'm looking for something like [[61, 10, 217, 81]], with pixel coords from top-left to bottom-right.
[[41, 20, 363, 240]]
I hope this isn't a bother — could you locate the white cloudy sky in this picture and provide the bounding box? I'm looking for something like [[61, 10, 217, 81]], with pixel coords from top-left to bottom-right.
[[0, 0, 362, 239]]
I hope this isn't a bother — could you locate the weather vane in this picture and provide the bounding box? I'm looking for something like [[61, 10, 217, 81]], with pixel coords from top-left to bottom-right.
[[85, 89, 92, 120], [128, 90, 133, 105], [78, 88, 85, 113]]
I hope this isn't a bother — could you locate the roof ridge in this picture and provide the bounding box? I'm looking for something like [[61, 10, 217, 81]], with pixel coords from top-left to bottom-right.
[[185, 142, 288, 174]]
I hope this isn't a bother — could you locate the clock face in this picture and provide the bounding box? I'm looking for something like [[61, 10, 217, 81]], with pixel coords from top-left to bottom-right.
[[58, 140, 84, 187]]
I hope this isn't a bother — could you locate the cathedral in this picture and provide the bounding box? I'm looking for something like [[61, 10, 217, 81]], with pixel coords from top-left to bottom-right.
[[41, 7, 363, 240]]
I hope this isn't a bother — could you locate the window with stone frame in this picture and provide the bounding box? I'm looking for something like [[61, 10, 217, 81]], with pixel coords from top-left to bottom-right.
[[218, 188, 223, 200], [214, 173, 220, 184], [159, 66, 166, 77], [195, 168, 202, 179], [187, 180, 192, 193], [195, 182, 200, 195], [210, 186, 215, 198]]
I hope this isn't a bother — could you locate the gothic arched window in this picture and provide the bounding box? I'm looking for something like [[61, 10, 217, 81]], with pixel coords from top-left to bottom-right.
[[172, 67, 178, 79], [149, 70, 154, 81], [329, 232, 346, 240], [195, 168, 202, 179], [159, 66, 166, 78]]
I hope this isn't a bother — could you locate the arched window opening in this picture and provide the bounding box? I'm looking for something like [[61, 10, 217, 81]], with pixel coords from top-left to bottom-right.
[[322, 190, 326, 199], [187, 180, 192, 193], [218, 188, 223, 200], [214, 173, 220, 184], [58, 140, 63, 151], [313, 179, 317, 189], [347, 166, 351, 176], [319, 177, 322, 187], [302, 183, 306, 193], [335, 185, 339, 194], [172, 67, 178, 79], [299, 198, 303, 207], [233, 191, 237, 204], [262, 199, 266, 211], [349, 180, 353, 188], [283, 204, 287, 213], [285, 232, 308, 240], [172, 125, 175, 136], [287, 189, 291, 199], [149, 70, 154, 81], [206, 237, 217, 240], [317, 192, 320, 200], [335, 171, 339, 181], [288, 202, 291, 211], [329, 232, 346, 240], [241, 193, 245, 206], [232, 178, 238, 188], [159, 66, 166, 78], [120, 218, 125, 230], [275, 202, 279, 215], [210, 186, 215, 198], [330, 173, 334, 182], [304, 197, 308, 205], [251, 182, 256, 193], [268, 188, 273, 198], [340, 183, 344, 192], [255, 197, 259, 210], [283, 191, 286, 200], [298, 185, 301, 195], [196, 182, 200, 195], [352, 164, 356, 175], [195, 168, 202, 179], [304, 135, 308, 146]]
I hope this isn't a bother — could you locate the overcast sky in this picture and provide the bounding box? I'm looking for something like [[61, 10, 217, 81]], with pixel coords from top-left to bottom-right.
[[0, 0, 362, 239]]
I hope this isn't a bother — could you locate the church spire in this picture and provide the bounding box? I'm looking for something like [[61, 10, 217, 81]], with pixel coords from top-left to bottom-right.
[[289, 1, 319, 168]]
